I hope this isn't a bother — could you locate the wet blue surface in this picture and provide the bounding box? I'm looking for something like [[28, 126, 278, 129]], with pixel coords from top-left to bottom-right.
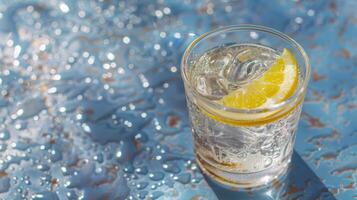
[[0, 0, 355, 199]]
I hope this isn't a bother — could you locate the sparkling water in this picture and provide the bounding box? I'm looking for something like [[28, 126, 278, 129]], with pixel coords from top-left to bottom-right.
[[186, 44, 302, 187]]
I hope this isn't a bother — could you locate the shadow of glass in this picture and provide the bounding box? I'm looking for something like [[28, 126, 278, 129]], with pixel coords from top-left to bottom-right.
[[205, 151, 336, 200]]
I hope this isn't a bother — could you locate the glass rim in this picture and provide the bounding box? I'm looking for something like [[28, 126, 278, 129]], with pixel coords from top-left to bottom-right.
[[181, 24, 311, 114]]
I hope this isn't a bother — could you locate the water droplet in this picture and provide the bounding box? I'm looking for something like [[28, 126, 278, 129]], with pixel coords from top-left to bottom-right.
[[137, 190, 148, 199], [123, 36, 130, 44], [32, 191, 59, 200], [149, 191, 164, 199], [173, 173, 191, 184], [93, 153, 103, 163], [150, 184, 157, 190], [66, 191, 78, 199], [107, 52, 115, 60], [307, 9, 315, 17], [12, 98, 46, 120], [49, 149, 62, 162], [59, 2, 70, 13], [123, 165, 134, 174], [135, 166, 148, 175], [162, 162, 180, 174], [11, 141, 30, 150], [295, 17, 303, 24], [136, 182, 148, 190], [36, 164, 50, 171], [0, 131, 10, 140], [0, 175, 10, 193], [148, 172, 165, 181]]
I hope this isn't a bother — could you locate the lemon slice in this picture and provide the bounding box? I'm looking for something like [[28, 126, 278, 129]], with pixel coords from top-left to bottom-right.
[[220, 48, 298, 109]]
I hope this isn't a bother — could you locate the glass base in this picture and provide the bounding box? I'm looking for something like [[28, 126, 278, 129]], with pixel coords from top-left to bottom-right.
[[196, 153, 290, 189]]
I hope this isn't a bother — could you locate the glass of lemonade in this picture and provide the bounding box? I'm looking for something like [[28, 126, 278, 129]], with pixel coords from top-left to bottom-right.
[[181, 25, 310, 188]]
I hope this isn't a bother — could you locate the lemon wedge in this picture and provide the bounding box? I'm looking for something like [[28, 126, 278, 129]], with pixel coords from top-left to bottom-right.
[[220, 48, 298, 109]]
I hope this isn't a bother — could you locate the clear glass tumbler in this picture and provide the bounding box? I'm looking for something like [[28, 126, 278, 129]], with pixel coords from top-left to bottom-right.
[[181, 25, 310, 188]]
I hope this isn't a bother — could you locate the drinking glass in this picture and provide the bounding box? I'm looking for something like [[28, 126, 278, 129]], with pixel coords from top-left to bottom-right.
[[181, 25, 310, 188]]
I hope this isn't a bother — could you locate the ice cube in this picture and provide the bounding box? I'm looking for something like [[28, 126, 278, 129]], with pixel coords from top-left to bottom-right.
[[219, 47, 277, 91], [208, 50, 233, 71], [195, 74, 228, 100], [190, 43, 280, 99]]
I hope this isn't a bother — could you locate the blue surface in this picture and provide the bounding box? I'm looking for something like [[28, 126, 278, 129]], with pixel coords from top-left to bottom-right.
[[0, 0, 355, 199]]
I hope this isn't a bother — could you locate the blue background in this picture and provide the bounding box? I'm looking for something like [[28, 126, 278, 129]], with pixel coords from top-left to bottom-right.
[[0, 0, 355, 199]]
